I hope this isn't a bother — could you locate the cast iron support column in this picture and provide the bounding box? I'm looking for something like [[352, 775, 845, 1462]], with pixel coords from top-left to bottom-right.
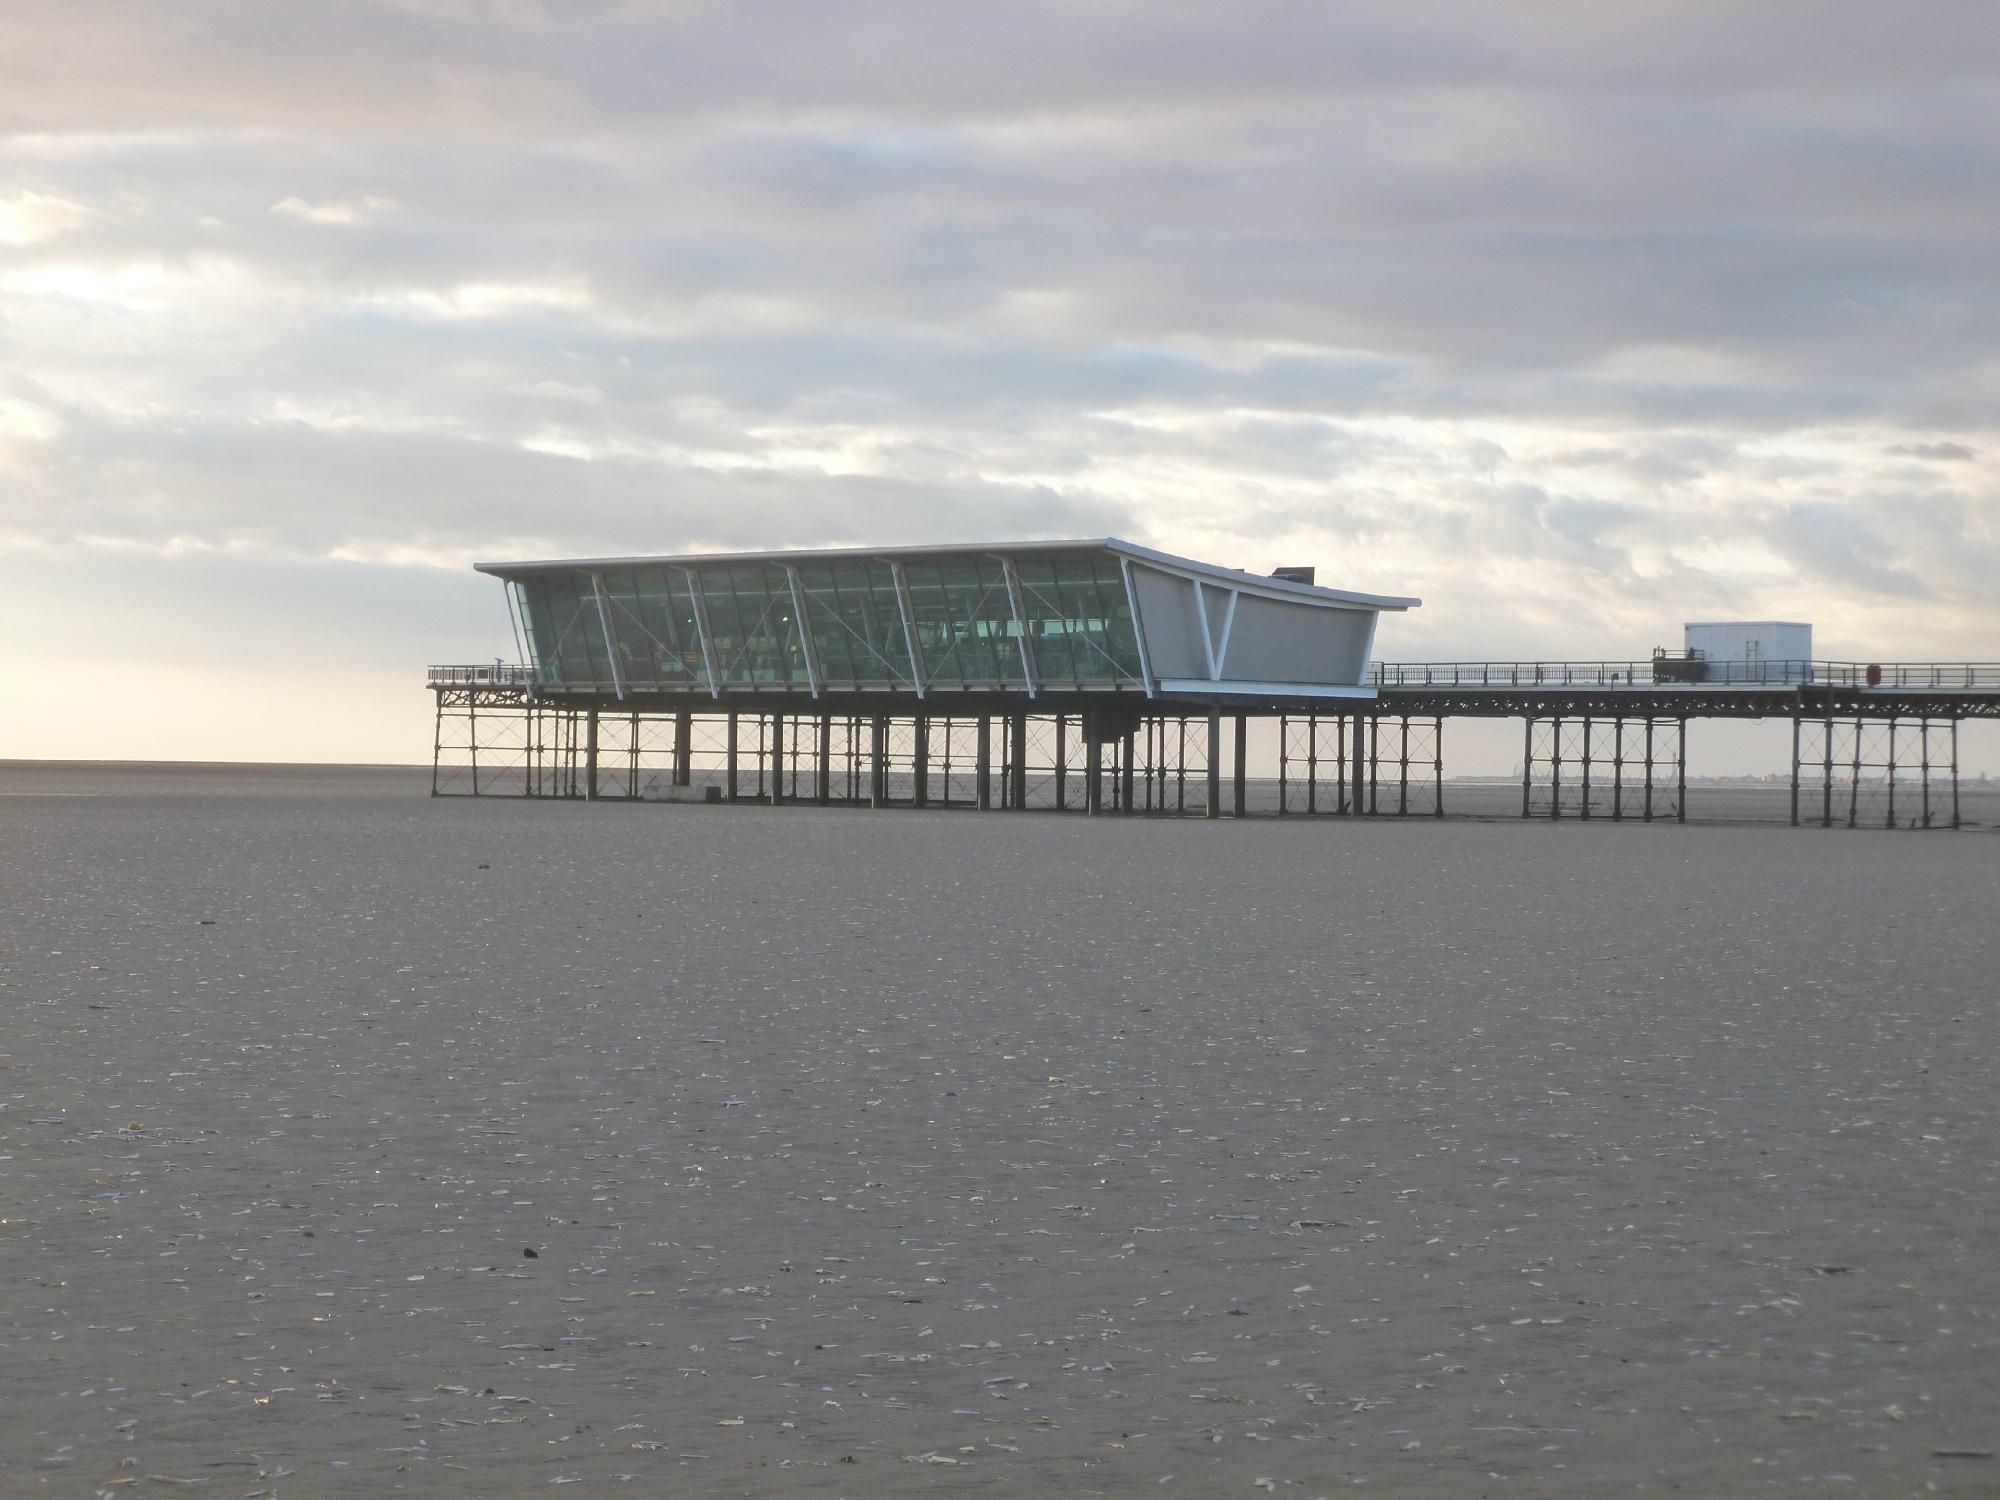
[[1351, 714, 1366, 816], [976, 715, 993, 811], [1120, 723, 1137, 814], [1296, 720, 1312, 816], [1676, 719, 1687, 824], [1951, 720, 1962, 829], [1789, 716, 1800, 827], [1822, 707, 1835, 828], [584, 707, 599, 801], [725, 713, 740, 801], [768, 713, 785, 805], [1848, 716, 1862, 829], [1433, 717, 1445, 817], [1232, 713, 1248, 818], [1009, 713, 1028, 811], [1920, 719, 1932, 830], [1086, 712, 1104, 815], [1522, 718, 1533, 819], [1205, 709, 1221, 820], [1644, 718, 1656, 823], [1368, 714, 1381, 815], [913, 716, 930, 808], [430, 694, 444, 796], [814, 715, 832, 804], [871, 715, 889, 807], [674, 710, 693, 786], [1054, 715, 1068, 810], [1580, 716, 1593, 820], [1401, 718, 1417, 814], [1549, 718, 1563, 820], [1886, 718, 1898, 829], [1612, 719, 1625, 821]]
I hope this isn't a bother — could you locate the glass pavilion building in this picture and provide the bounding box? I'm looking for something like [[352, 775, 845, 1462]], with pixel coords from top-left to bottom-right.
[[431, 538, 1419, 815], [485, 538, 1416, 704]]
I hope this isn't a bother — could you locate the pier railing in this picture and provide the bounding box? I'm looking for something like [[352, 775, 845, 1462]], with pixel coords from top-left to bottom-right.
[[428, 660, 2000, 695], [1372, 661, 2000, 690], [428, 663, 537, 688]]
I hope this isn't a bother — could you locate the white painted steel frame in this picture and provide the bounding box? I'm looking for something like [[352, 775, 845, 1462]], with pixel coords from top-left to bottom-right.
[[782, 565, 823, 699], [674, 567, 723, 699], [887, 560, 927, 700], [588, 571, 626, 700], [1118, 555, 1158, 699], [999, 555, 1040, 699]]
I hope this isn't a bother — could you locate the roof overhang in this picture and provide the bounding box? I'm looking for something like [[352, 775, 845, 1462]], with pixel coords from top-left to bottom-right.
[[475, 536, 1419, 613]]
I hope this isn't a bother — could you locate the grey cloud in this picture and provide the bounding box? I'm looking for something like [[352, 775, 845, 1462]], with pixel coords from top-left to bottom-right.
[[3, 0, 1998, 691], [1885, 440, 1977, 461]]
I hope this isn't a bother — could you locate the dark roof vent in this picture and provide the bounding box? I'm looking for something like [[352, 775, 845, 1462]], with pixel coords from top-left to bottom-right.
[[1270, 566, 1316, 585]]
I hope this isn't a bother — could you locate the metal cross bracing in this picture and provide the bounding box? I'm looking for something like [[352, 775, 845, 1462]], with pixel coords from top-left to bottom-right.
[[431, 696, 1236, 815], [431, 692, 1976, 830], [1790, 716, 1961, 829], [1276, 714, 1443, 816], [1522, 716, 1686, 822]]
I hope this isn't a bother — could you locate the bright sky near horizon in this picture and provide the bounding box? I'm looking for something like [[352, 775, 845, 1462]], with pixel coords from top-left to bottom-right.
[[2, 2, 1997, 766]]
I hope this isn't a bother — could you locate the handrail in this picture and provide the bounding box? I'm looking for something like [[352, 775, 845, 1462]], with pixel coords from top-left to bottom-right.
[[428, 663, 537, 688], [1372, 660, 2000, 689]]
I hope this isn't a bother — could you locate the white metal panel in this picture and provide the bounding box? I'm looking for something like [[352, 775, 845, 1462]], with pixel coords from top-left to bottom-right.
[[1684, 621, 1812, 663]]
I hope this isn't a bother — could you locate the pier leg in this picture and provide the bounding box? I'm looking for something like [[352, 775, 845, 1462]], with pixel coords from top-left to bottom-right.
[[726, 712, 740, 802], [1789, 717, 1800, 826], [1086, 713, 1105, 815], [1676, 720, 1686, 824], [914, 717, 930, 808], [1612, 720, 1624, 821], [1644, 718, 1655, 822], [674, 710, 693, 786], [1847, 719, 1861, 829], [768, 713, 784, 805], [1397, 716, 1410, 816], [1010, 713, 1028, 811], [1580, 716, 1592, 820], [871, 715, 889, 807], [1431, 718, 1444, 817], [1120, 723, 1137, 813], [1822, 709, 1835, 828], [1336, 716, 1348, 815], [1054, 715, 1068, 810], [584, 707, 599, 800], [815, 715, 832, 804], [976, 716, 993, 811], [1305, 715, 1318, 815], [1522, 718, 1533, 819], [1886, 718, 1898, 829], [1205, 710, 1221, 819], [1920, 720, 1932, 830], [1232, 714, 1247, 818], [430, 694, 445, 797], [1352, 714, 1366, 816], [1549, 718, 1563, 820], [1174, 718, 1187, 812], [1278, 716, 1290, 816], [1951, 720, 1961, 829]]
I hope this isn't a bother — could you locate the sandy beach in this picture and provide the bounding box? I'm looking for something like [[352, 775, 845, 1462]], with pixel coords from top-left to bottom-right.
[[2, 762, 1996, 1496]]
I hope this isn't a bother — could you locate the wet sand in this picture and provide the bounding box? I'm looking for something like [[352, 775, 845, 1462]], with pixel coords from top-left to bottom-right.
[[3, 763, 1997, 1496]]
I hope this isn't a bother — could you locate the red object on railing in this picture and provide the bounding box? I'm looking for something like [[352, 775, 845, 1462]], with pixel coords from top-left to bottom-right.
[[1866, 663, 1883, 687]]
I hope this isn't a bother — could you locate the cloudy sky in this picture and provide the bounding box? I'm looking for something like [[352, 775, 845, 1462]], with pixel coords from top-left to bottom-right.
[[3, 1, 1996, 763]]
